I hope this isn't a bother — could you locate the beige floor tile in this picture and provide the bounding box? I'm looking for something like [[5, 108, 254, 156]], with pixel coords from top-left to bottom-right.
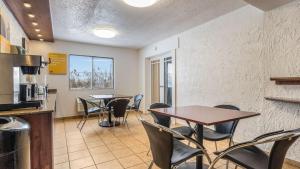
[[89, 145, 110, 155], [136, 152, 152, 163], [69, 150, 91, 161], [86, 140, 105, 148], [126, 163, 148, 169], [96, 160, 123, 169], [70, 156, 94, 169], [118, 155, 144, 168], [54, 112, 300, 169], [111, 148, 134, 159], [54, 162, 70, 169], [107, 142, 127, 151], [67, 138, 85, 146], [83, 166, 97, 169], [92, 151, 115, 164], [68, 143, 87, 153], [54, 154, 69, 165], [128, 144, 148, 154], [54, 147, 68, 156]]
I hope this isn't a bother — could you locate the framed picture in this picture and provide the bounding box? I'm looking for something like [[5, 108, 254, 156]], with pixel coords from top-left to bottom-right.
[[48, 53, 67, 75]]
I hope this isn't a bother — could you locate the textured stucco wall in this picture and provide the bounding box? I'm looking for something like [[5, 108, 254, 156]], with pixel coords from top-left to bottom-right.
[[141, 1, 300, 161], [261, 1, 300, 160], [176, 4, 265, 148], [175, 2, 300, 161]]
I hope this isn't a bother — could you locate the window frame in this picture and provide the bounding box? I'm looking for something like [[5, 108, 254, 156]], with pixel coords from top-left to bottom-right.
[[68, 54, 114, 90]]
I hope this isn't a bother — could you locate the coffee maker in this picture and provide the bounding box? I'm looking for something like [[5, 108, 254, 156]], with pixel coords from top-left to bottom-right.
[[0, 45, 47, 111]]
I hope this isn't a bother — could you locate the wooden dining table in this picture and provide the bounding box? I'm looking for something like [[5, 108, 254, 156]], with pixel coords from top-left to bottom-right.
[[90, 94, 132, 127], [148, 105, 260, 169]]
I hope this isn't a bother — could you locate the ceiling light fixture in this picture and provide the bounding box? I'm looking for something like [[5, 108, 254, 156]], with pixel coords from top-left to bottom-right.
[[35, 29, 40, 32], [93, 27, 118, 38], [37, 34, 43, 37], [32, 22, 38, 26], [123, 0, 158, 7], [28, 14, 35, 18], [23, 3, 32, 8]]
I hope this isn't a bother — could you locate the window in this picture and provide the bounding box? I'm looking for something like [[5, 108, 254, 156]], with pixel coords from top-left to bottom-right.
[[69, 54, 114, 89]]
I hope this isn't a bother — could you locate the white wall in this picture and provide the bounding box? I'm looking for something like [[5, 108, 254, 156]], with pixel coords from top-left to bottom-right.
[[139, 1, 300, 162], [29, 40, 139, 118], [0, 0, 27, 46]]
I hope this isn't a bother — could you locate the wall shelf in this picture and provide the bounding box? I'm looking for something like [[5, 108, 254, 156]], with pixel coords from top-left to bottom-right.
[[265, 96, 300, 104], [270, 77, 300, 85]]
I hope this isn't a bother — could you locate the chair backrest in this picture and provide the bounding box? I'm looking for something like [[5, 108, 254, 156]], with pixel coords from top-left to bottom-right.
[[149, 103, 171, 128], [79, 98, 88, 115], [107, 98, 130, 118], [268, 129, 300, 169], [214, 105, 240, 134], [141, 120, 173, 169], [132, 94, 144, 110]]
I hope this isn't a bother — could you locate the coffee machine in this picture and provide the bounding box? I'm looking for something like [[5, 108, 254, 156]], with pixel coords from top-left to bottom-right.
[[0, 45, 47, 111]]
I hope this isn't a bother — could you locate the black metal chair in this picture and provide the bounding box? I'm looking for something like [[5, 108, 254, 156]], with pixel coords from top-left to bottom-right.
[[141, 119, 211, 169], [203, 105, 240, 151], [208, 128, 300, 169], [77, 97, 103, 131], [106, 98, 130, 126], [149, 103, 194, 139], [125, 94, 144, 121]]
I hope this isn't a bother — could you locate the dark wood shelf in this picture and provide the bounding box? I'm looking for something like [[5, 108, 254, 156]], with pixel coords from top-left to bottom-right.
[[270, 77, 300, 85], [265, 96, 300, 104]]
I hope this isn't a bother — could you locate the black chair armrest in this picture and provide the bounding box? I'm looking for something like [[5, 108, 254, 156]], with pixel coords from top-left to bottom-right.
[[253, 130, 284, 141], [208, 131, 296, 169]]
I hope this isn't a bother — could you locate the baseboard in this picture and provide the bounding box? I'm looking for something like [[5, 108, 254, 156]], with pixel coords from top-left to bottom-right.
[[54, 114, 99, 120], [286, 158, 300, 167]]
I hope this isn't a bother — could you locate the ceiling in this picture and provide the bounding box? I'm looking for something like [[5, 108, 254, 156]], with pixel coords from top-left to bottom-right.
[[50, 0, 247, 49]]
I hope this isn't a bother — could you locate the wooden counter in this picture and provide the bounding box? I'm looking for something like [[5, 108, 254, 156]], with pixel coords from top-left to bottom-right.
[[0, 94, 56, 169]]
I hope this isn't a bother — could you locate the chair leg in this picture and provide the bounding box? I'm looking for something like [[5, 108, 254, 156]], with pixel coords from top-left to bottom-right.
[[226, 138, 234, 169], [214, 141, 218, 152], [148, 161, 153, 169], [146, 149, 151, 156], [125, 111, 129, 122], [77, 116, 84, 128], [80, 115, 89, 131], [226, 160, 229, 169]]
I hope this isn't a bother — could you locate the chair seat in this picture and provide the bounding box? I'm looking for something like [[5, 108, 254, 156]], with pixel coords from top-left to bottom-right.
[[172, 126, 194, 139], [171, 140, 202, 166], [87, 107, 101, 114], [203, 127, 231, 141], [215, 146, 269, 169]]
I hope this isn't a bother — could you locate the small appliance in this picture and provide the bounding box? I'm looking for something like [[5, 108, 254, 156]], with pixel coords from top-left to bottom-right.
[[0, 45, 47, 111]]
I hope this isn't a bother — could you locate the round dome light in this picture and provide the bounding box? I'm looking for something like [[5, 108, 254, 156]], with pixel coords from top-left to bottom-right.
[[123, 0, 158, 8], [93, 27, 118, 38]]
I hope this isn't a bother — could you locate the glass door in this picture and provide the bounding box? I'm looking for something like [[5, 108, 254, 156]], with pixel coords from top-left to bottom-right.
[[151, 55, 174, 106]]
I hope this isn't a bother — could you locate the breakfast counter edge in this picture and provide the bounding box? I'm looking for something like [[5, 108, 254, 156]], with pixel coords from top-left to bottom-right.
[[0, 93, 56, 116]]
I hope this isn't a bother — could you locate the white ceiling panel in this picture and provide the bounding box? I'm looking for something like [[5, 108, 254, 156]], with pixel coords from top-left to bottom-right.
[[50, 0, 247, 48]]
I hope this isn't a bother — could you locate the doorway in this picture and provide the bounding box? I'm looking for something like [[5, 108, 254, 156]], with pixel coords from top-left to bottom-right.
[[150, 52, 175, 106]]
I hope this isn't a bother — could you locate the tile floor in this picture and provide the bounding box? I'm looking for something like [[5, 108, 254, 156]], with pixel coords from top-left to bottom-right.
[[54, 111, 300, 169]]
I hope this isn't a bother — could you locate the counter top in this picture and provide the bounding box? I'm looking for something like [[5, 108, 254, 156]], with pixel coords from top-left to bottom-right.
[[0, 93, 56, 116]]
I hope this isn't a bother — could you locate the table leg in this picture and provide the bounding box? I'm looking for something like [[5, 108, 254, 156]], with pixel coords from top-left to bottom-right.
[[195, 124, 204, 169], [178, 124, 206, 169], [99, 108, 120, 127]]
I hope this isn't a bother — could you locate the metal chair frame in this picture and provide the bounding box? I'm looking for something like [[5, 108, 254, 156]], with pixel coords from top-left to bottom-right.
[[208, 129, 300, 169], [105, 98, 131, 127], [125, 94, 144, 121], [77, 98, 104, 131], [140, 119, 212, 169]]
